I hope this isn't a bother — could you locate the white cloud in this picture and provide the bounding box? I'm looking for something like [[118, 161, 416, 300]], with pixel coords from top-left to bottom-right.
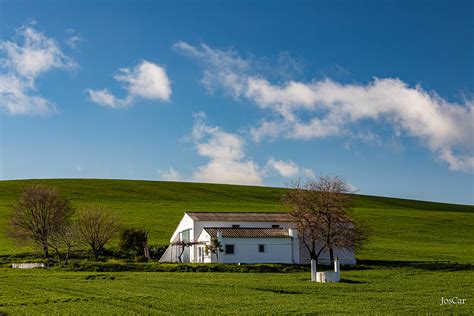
[[88, 60, 171, 108], [87, 88, 132, 109], [438, 149, 474, 173], [193, 160, 262, 185], [191, 112, 263, 185], [66, 36, 81, 49], [302, 168, 315, 178], [115, 61, 171, 100], [65, 29, 81, 49], [175, 42, 474, 173], [0, 24, 77, 115], [174, 41, 251, 97], [346, 182, 359, 193], [165, 113, 313, 185], [266, 158, 300, 177], [158, 167, 182, 181]]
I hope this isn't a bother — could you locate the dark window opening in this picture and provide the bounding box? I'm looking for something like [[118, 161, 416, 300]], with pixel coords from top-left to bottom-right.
[[225, 244, 235, 254], [272, 224, 280, 228], [258, 244, 265, 253], [232, 224, 240, 228]]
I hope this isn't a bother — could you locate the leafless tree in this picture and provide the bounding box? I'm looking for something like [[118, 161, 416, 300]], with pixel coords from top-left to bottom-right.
[[282, 176, 366, 280], [306, 176, 361, 262], [76, 206, 121, 260], [283, 181, 326, 262], [49, 222, 80, 265], [171, 240, 202, 263], [8, 185, 74, 258]]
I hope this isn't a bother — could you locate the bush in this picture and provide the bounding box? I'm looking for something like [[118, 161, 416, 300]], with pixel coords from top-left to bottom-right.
[[149, 244, 168, 260], [62, 261, 311, 273], [119, 228, 148, 258], [101, 247, 124, 259]]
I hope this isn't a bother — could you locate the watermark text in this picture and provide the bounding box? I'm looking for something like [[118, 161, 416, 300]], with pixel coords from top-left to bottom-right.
[[440, 297, 466, 305]]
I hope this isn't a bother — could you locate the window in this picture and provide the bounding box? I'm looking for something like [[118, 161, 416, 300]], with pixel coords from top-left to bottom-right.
[[258, 244, 265, 253], [225, 244, 234, 254], [180, 229, 191, 241], [232, 224, 240, 228], [272, 224, 280, 228]]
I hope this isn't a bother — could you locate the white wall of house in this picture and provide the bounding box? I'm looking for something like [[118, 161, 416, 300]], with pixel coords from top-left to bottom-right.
[[220, 237, 294, 264], [169, 213, 194, 243], [168, 215, 294, 263], [190, 220, 293, 263], [197, 230, 296, 264], [163, 213, 356, 265]]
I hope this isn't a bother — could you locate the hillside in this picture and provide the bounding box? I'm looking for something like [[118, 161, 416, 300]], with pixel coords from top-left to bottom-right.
[[0, 179, 472, 262]]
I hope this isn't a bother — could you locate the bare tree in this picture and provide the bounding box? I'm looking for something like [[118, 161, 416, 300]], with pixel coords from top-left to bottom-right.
[[283, 180, 325, 263], [306, 176, 359, 262], [76, 206, 121, 260], [8, 185, 74, 258], [282, 176, 365, 280], [49, 223, 80, 266], [171, 240, 201, 263]]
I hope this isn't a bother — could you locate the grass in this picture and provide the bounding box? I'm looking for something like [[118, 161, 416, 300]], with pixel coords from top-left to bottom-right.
[[0, 265, 471, 314], [0, 178, 473, 314]]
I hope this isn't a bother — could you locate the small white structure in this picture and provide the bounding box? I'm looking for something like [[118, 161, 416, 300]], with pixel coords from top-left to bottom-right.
[[160, 212, 356, 265], [316, 258, 340, 283], [12, 263, 45, 269]]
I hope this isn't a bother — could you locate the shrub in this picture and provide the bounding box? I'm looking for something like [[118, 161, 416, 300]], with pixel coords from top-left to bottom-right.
[[119, 228, 149, 258], [149, 244, 168, 260]]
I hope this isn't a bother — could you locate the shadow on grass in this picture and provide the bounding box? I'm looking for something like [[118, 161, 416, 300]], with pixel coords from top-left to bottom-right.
[[85, 274, 116, 281], [340, 278, 365, 284], [358, 259, 473, 272], [252, 287, 304, 294]]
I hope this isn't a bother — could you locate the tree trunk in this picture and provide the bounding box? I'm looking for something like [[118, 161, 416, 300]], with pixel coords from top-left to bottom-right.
[[143, 243, 150, 261], [143, 231, 150, 261], [93, 248, 99, 261], [310, 259, 317, 282], [329, 247, 334, 263], [64, 246, 71, 265], [178, 245, 184, 263], [54, 248, 62, 266], [43, 244, 49, 258]]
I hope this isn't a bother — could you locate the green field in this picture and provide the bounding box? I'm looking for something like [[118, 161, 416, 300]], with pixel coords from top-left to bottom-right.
[[0, 179, 473, 314]]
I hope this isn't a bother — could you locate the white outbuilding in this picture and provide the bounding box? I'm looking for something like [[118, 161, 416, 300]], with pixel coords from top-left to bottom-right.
[[159, 212, 355, 265]]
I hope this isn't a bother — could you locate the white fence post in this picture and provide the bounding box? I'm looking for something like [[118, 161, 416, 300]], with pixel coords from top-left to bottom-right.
[[311, 259, 317, 282]]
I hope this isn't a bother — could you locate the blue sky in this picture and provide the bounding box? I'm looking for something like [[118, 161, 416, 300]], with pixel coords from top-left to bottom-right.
[[1, 0, 473, 204]]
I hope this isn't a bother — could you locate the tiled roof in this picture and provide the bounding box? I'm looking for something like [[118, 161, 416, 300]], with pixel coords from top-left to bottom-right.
[[203, 227, 291, 238], [186, 212, 292, 222]]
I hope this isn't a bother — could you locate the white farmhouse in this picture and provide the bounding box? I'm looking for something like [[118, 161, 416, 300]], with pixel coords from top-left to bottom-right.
[[160, 212, 356, 265]]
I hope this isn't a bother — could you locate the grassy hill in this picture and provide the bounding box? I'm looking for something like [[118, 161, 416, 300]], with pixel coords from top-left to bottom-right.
[[0, 179, 473, 314], [0, 178, 472, 262]]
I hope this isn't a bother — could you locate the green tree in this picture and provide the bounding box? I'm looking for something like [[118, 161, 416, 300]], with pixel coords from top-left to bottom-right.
[[205, 237, 223, 262], [119, 228, 150, 259]]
